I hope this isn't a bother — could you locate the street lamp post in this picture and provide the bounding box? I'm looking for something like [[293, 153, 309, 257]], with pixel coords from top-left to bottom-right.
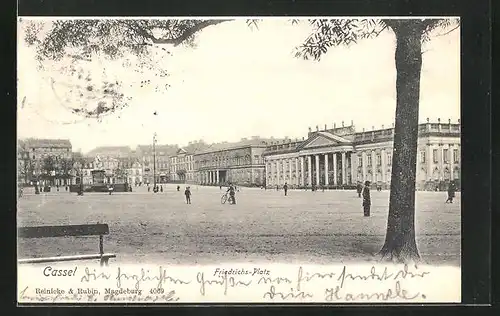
[[153, 133, 157, 192]]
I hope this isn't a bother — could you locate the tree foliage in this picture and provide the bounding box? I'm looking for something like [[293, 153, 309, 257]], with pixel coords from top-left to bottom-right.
[[293, 18, 459, 61], [21, 18, 229, 121]]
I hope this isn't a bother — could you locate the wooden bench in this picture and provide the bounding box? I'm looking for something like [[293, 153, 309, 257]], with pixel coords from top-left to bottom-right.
[[18, 223, 116, 266]]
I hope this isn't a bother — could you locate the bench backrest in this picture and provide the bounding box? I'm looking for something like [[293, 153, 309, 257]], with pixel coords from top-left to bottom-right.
[[18, 224, 110, 239]]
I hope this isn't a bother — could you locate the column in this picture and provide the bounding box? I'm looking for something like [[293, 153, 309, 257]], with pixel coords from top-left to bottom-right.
[[216, 170, 219, 184], [439, 144, 444, 180], [332, 153, 338, 185], [324, 153, 329, 186], [295, 157, 299, 186], [427, 144, 433, 181], [362, 152, 367, 182], [300, 156, 305, 186], [381, 149, 386, 183], [341, 152, 346, 185], [372, 150, 377, 183], [276, 160, 280, 186], [315, 154, 320, 185], [307, 155, 312, 186]]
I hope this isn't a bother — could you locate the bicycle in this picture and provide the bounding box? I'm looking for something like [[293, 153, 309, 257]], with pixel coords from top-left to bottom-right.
[[221, 192, 228, 204]]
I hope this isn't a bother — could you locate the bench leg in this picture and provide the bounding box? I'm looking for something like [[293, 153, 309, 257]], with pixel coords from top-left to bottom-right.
[[100, 257, 109, 266]]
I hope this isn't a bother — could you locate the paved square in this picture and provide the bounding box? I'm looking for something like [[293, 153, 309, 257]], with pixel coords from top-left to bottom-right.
[[17, 185, 460, 266]]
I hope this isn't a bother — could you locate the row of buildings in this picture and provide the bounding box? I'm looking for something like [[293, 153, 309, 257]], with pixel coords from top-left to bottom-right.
[[17, 119, 461, 190]]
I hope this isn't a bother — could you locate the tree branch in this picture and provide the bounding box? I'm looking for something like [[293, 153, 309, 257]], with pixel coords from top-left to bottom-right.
[[435, 23, 460, 37], [152, 19, 232, 46]]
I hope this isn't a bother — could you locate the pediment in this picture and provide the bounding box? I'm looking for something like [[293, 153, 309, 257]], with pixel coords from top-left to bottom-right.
[[300, 131, 351, 150], [304, 136, 340, 148]]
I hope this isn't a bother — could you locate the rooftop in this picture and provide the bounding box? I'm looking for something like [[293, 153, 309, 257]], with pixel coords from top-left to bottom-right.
[[20, 138, 72, 149], [195, 137, 276, 155]]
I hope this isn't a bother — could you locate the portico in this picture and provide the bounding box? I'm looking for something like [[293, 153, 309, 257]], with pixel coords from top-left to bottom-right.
[[264, 130, 355, 188]]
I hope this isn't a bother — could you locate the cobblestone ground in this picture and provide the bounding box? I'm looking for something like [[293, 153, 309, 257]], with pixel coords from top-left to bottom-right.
[[17, 184, 460, 266]]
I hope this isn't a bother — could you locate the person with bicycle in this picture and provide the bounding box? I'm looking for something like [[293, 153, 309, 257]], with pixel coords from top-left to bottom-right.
[[227, 183, 236, 204]]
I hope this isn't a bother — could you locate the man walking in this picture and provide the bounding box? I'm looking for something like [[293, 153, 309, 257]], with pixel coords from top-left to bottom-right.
[[185, 186, 192, 204], [283, 182, 288, 196], [445, 181, 456, 203], [362, 181, 371, 217]]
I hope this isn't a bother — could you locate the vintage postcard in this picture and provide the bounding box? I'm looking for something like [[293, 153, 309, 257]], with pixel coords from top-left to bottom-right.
[[17, 16, 461, 304]]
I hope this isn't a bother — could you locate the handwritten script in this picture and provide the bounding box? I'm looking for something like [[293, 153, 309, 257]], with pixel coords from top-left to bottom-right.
[[18, 264, 459, 303]]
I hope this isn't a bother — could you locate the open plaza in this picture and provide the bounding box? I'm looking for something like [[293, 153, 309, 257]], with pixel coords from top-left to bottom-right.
[[17, 185, 460, 266]]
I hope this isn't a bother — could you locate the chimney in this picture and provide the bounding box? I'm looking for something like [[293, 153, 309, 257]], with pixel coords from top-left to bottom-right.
[[302, 137, 305, 140], [362, 128, 365, 132], [392, 123, 394, 128], [448, 118, 451, 124], [334, 123, 336, 128], [426, 117, 430, 123], [324, 124, 327, 130], [382, 124, 384, 129], [438, 118, 441, 123], [308, 127, 312, 133], [342, 121, 344, 127], [438, 118, 441, 132], [351, 120, 354, 126], [372, 126, 375, 130], [316, 125, 319, 131]]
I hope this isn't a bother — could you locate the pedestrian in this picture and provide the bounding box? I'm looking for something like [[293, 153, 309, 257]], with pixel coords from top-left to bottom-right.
[[177, 185, 180, 192], [148, 186, 151, 192], [185, 186, 191, 204], [276, 185, 279, 191], [445, 181, 456, 203], [160, 185, 163, 192], [108, 185, 114, 195], [356, 182, 363, 198], [362, 181, 371, 217], [65, 186, 68, 191], [227, 184, 236, 204], [321, 184, 325, 192], [283, 182, 288, 196]]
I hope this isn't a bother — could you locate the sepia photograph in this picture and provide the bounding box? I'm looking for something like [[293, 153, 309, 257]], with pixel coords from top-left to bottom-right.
[[17, 17, 461, 303]]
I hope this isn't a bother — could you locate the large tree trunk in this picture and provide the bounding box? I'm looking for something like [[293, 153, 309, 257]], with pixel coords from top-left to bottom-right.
[[379, 21, 424, 263]]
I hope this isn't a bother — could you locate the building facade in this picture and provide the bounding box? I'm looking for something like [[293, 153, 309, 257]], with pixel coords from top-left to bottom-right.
[[135, 144, 178, 184], [193, 137, 273, 186], [18, 138, 73, 186], [170, 149, 195, 183], [263, 120, 460, 190]]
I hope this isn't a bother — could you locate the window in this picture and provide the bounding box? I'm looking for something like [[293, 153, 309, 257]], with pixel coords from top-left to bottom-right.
[[376, 154, 382, 166], [453, 149, 459, 163], [420, 151, 426, 164], [443, 149, 449, 163], [387, 152, 392, 165], [367, 155, 372, 167], [433, 149, 438, 163]]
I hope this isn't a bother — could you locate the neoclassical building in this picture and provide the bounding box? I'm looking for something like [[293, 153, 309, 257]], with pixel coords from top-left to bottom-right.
[[263, 119, 460, 190], [193, 137, 276, 186]]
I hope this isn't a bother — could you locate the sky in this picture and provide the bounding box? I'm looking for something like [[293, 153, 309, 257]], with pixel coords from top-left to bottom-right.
[[17, 18, 460, 154]]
